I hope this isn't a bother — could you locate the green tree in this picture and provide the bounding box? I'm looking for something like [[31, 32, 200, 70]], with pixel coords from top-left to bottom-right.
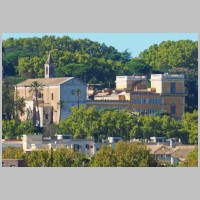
[[2, 146, 25, 160], [181, 110, 198, 144], [72, 88, 82, 108], [2, 119, 20, 139], [15, 120, 36, 137], [43, 123, 58, 137], [91, 145, 116, 167], [114, 141, 158, 167], [28, 81, 44, 127]]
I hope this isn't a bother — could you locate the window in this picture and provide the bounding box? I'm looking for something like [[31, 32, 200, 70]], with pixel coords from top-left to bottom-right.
[[133, 99, 138, 104], [170, 105, 176, 114], [46, 67, 48, 75], [51, 93, 54, 100], [149, 99, 152, 104], [157, 99, 161, 105], [171, 82, 176, 94], [46, 114, 48, 119], [86, 144, 89, 149], [2, 162, 4, 167], [151, 99, 155, 104], [140, 98, 146, 104], [146, 98, 149, 104]]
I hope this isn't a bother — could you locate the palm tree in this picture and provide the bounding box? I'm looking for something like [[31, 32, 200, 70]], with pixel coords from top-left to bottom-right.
[[29, 81, 43, 127], [57, 99, 67, 121], [72, 88, 82, 108]]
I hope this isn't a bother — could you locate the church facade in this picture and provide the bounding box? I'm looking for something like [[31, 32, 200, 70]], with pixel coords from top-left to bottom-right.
[[15, 54, 87, 127]]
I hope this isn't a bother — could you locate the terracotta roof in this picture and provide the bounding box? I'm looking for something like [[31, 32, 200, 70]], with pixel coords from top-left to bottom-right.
[[148, 145, 166, 154], [168, 146, 196, 159], [16, 77, 73, 87], [148, 144, 196, 159]]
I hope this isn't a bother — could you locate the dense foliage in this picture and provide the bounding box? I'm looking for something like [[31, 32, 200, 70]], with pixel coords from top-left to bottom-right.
[[138, 40, 198, 71], [2, 36, 132, 87], [58, 106, 197, 144], [91, 141, 158, 167], [2, 120, 36, 139], [2, 141, 158, 167]]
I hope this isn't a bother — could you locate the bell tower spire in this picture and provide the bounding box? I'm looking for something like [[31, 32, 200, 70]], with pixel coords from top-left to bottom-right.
[[44, 52, 55, 78]]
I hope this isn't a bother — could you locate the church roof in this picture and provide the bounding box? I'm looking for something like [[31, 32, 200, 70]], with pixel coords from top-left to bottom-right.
[[45, 53, 53, 64], [15, 77, 74, 87]]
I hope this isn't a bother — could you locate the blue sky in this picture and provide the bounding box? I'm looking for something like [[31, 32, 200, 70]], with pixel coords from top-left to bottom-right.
[[2, 33, 198, 57]]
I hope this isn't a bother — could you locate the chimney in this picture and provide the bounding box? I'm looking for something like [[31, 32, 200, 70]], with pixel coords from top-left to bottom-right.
[[170, 139, 176, 148]]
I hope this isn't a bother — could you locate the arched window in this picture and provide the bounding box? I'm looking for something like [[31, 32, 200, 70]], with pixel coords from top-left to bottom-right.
[[51, 93, 54, 100]]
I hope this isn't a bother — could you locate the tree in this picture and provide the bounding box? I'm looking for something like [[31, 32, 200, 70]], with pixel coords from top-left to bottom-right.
[[2, 119, 20, 139], [57, 99, 67, 121], [91, 145, 116, 167], [16, 120, 36, 137], [181, 110, 198, 144], [2, 146, 25, 160], [29, 81, 44, 127], [2, 77, 15, 120], [138, 40, 198, 70], [43, 123, 58, 137], [114, 141, 158, 167], [72, 88, 82, 108]]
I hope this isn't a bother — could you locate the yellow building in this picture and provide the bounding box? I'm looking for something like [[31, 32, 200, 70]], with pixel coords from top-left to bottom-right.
[[87, 74, 186, 119]]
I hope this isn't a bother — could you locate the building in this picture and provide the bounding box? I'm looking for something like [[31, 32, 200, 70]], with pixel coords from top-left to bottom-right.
[[130, 137, 196, 165], [87, 74, 186, 119], [21, 135, 122, 155], [14, 53, 87, 126], [2, 159, 25, 167]]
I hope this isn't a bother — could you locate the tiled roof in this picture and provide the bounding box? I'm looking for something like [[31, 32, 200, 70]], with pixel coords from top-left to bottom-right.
[[16, 77, 73, 87], [148, 145, 196, 159]]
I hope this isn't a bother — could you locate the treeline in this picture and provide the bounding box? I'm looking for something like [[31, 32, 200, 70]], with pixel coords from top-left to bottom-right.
[[138, 40, 198, 71], [3, 143, 198, 167], [2, 36, 198, 111], [2, 142, 158, 167], [2, 36, 132, 87], [2, 106, 198, 144], [58, 106, 198, 144]]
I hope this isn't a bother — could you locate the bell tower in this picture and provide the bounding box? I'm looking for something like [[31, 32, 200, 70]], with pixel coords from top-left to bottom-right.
[[44, 53, 55, 78]]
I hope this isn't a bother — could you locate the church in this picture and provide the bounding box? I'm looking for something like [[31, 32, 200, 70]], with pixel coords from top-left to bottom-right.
[[15, 54, 87, 127]]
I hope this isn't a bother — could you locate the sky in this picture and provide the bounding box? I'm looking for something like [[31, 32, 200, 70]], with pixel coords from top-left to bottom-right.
[[2, 33, 198, 57]]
